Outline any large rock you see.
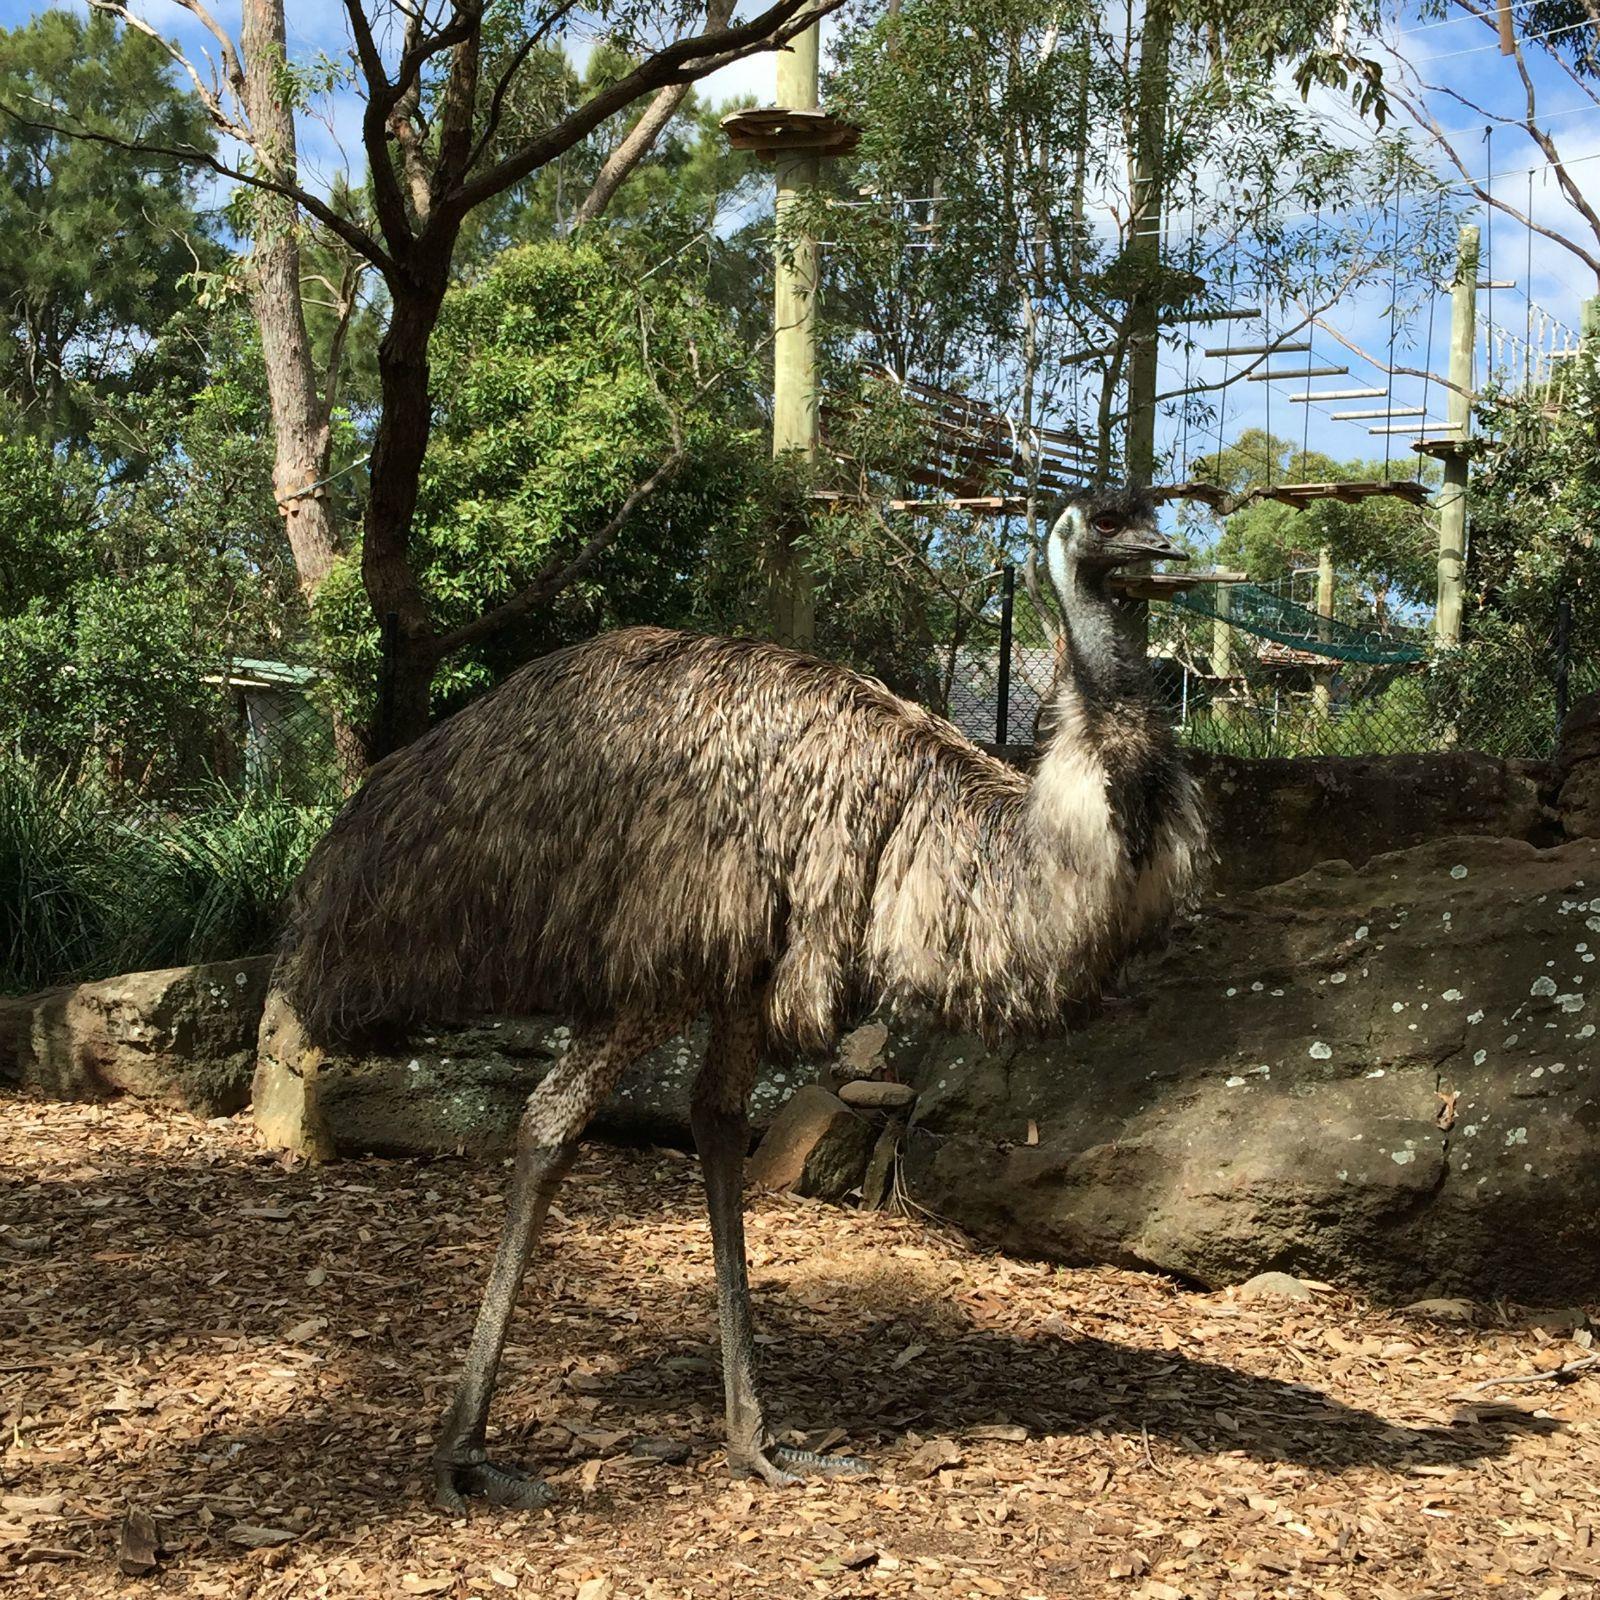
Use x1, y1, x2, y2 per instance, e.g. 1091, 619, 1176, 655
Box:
747, 1084, 877, 1201
900, 835, 1600, 1302
4, 957, 272, 1116
1557, 691, 1600, 839
1193, 750, 1556, 891
251, 1000, 826, 1160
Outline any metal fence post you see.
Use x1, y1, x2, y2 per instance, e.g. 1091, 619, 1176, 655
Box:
1555, 592, 1573, 739
995, 564, 1015, 747
376, 611, 399, 760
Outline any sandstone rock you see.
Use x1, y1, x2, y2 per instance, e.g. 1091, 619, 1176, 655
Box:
251, 1003, 826, 1160
1237, 1271, 1315, 1303
9, 957, 272, 1116
836, 1021, 890, 1078
1558, 760, 1600, 839
747, 1085, 876, 1202
900, 835, 1600, 1303
1557, 695, 1600, 840
837, 1079, 917, 1110
1193, 751, 1555, 891
1559, 691, 1600, 771
860, 1118, 905, 1211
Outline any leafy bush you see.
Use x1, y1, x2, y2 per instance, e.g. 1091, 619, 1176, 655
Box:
0, 756, 331, 992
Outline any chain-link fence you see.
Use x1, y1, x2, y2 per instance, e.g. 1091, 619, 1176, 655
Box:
937, 574, 1585, 763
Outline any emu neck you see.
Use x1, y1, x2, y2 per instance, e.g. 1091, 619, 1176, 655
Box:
1054, 560, 1145, 706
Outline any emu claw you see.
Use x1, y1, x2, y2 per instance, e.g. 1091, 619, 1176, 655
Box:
434, 1455, 555, 1516
732, 1443, 872, 1485
770, 1444, 872, 1478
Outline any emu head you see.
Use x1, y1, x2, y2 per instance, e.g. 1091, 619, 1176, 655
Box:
1026, 488, 1186, 639
1044, 488, 1185, 595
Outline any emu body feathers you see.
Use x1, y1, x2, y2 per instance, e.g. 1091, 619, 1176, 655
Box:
281, 626, 1204, 1052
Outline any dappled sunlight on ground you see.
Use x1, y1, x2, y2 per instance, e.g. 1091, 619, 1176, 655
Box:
2, 1093, 1597, 1598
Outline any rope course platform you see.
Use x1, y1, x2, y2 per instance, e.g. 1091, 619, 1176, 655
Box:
1108, 567, 1245, 602
819, 367, 1097, 512
720, 107, 861, 156
1152, 479, 1432, 515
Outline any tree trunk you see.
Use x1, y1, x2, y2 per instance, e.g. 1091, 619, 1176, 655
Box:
239, 0, 339, 598
236, 0, 373, 786
362, 274, 453, 755
574, 0, 736, 228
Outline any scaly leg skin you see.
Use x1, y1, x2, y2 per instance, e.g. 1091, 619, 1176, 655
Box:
433, 1011, 686, 1515
691, 1004, 871, 1487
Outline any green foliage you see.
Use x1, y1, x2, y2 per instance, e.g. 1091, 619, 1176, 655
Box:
0, 755, 331, 992
0, 317, 305, 787
1423, 366, 1600, 757
0, 10, 221, 448
1178, 671, 1437, 758
316, 239, 773, 719
1468, 372, 1600, 651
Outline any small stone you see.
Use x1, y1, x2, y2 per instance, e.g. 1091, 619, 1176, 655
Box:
1237, 1271, 1314, 1303
836, 1021, 890, 1076
1401, 1297, 1479, 1324
747, 1086, 875, 1203
837, 1079, 916, 1110
227, 1524, 300, 1549
118, 1508, 160, 1576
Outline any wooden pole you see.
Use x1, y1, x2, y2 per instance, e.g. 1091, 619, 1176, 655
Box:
770, 26, 821, 645
1434, 224, 1478, 650
1313, 546, 1335, 718
1210, 583, 1235, 726
1118, 0, 1173, 660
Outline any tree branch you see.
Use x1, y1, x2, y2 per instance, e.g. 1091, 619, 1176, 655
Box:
1389, 82, 1600, 278
448, 0, 842, 216
0, 105, 398, 278
574, 0, 738, 228
463, 1, 581, 175
342, 0, 418, 249
87, 0, 252, 147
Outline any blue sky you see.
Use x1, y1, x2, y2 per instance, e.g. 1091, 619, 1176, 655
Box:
4, 1, 1598, 479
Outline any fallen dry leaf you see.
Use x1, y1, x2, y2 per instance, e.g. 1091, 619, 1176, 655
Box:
1, 1093, 1593, 1600
116, 1508, 158, 1577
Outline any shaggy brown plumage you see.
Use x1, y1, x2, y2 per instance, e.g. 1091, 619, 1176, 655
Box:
282, 487, 1211, 1512
281, 624, 1204, 1055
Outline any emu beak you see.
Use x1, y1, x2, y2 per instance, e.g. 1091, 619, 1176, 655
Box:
1104, 525, 1188, 565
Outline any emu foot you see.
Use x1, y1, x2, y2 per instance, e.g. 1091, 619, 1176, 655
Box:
771, 1443, 872, 1478
433, 1450, 555, 1516
731, 1442, 872, 1486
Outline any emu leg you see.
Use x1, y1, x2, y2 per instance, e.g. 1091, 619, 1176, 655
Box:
433, 1011, 683, 1515
691, 1006, 870, 1486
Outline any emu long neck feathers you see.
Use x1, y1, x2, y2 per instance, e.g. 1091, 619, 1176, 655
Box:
1043, 506, 1143, 700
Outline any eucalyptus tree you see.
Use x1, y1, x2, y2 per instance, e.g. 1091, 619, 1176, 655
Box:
17, 0, 840, 755
0, 11, 221, 452
1380, 0, 1600, 288
819, 0, 1440, 534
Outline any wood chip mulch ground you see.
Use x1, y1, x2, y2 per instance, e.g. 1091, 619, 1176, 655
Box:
3, 1092, 1598, 1599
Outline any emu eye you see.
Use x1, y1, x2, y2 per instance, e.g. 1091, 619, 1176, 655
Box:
1093, 514, 1120, 535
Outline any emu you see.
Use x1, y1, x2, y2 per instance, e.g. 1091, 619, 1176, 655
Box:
279, 486, 1206, 1513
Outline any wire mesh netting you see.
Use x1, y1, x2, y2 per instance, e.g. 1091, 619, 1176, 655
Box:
935, 590, 1582, 762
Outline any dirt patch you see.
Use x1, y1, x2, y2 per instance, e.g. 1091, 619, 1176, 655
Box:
2, 1093, 1597, 1598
